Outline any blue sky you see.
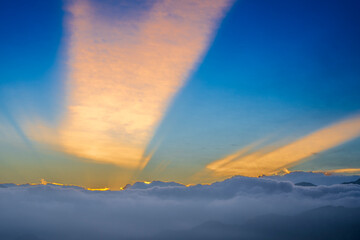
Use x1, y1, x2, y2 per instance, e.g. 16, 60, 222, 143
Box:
142, 0, 360, 181
1, 0, 360, 188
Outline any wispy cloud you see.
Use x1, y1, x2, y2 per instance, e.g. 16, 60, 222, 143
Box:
205, 114, 360, 178
40, 0, 233, 169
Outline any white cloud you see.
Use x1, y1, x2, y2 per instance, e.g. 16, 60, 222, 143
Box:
1, 173, 360, 239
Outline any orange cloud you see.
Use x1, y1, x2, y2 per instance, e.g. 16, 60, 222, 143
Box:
206, 114, 360, 178
317, 168, 360, 175
55, 0, 232, 168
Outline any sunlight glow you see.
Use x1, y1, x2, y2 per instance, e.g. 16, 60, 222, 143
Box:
317, 168, 360, 175
36, 179, 113, 191
206, 114, 360, 178
46, 0, 233, 169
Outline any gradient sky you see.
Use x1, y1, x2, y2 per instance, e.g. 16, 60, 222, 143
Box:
1, 0, 360, 189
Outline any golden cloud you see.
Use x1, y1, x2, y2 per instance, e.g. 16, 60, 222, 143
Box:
206, 114, 360, 177
56, 0, 232, 168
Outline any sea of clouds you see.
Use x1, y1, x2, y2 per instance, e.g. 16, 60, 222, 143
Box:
0, 172, 360, 240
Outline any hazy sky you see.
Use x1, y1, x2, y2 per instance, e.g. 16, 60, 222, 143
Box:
1, 0, 360, 189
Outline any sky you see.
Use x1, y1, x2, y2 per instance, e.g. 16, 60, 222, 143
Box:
1, 0, 360, 189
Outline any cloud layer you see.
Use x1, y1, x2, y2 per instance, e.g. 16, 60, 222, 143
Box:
1, 172, 360, 239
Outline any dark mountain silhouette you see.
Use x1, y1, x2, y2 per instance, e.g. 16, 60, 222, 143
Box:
342, 178, 360, 185
295, 182, 316, 186
0, 183, 17, 188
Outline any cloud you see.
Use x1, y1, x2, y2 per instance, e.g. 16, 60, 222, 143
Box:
1, 173, 360, 239
205, 114, 360, 178
26, 0, 233, 169
150, 206, 360, 240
